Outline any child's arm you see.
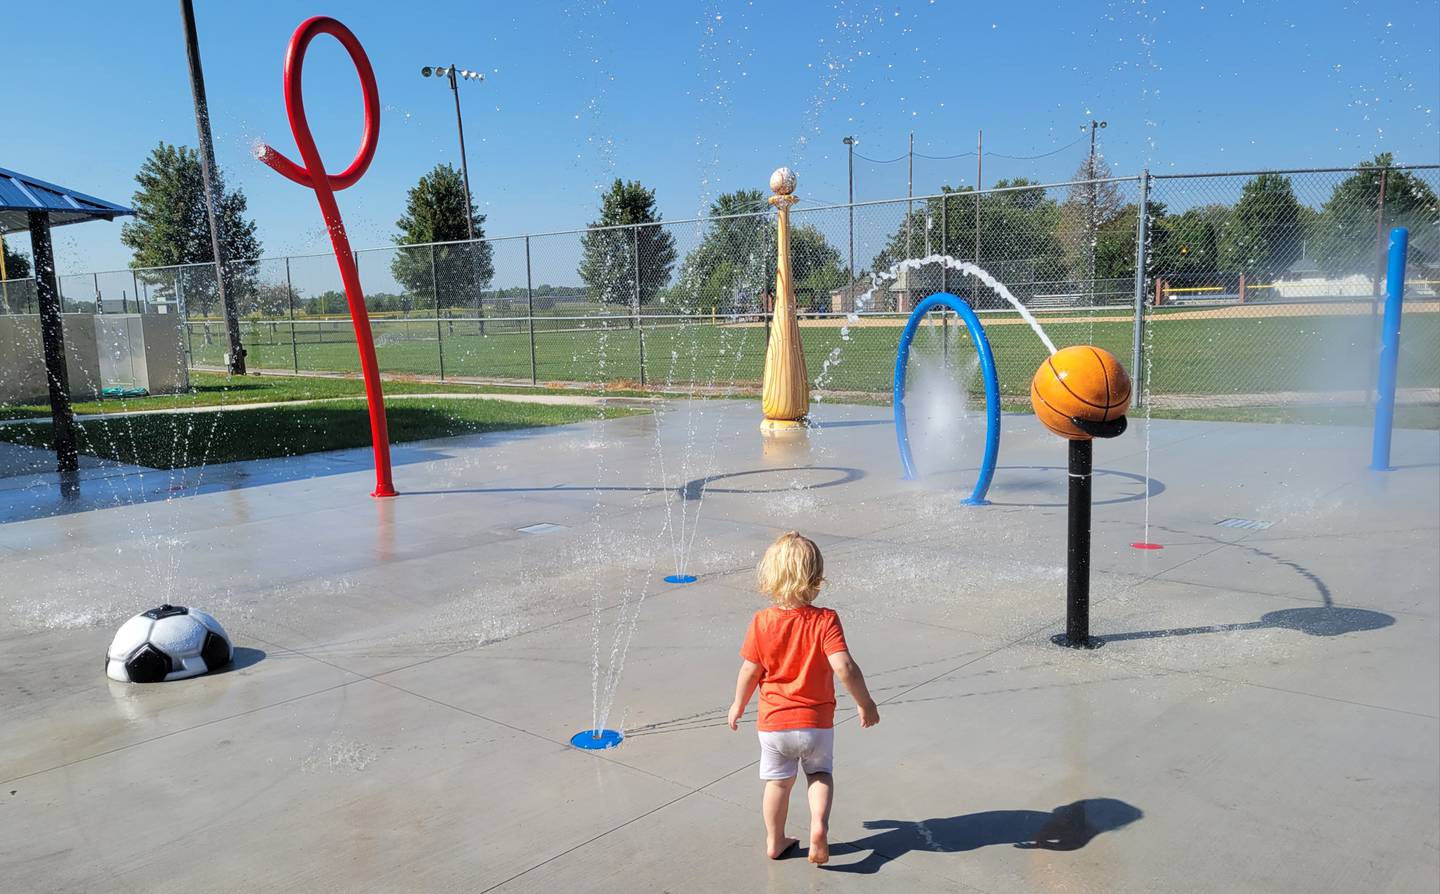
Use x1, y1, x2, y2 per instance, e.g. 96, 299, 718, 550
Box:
827, 651, 880, 728
727, 660, 763, 730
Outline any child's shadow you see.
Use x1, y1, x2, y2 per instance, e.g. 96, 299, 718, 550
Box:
825, 798, 1143, 875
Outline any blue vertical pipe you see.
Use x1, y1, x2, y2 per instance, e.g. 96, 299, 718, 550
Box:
1370, 227, 1408, 471
893, 293, 1001, 505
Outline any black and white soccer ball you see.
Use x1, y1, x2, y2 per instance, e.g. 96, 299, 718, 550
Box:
106, 604, 233, 683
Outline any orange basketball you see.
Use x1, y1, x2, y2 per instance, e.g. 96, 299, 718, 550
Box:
1030, 345, 1132, 440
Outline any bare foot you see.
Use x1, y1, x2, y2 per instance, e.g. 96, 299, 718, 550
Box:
767, 836, 799, 859
808, 828, 830, 865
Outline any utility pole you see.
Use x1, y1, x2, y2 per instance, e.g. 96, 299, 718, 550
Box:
842, 136, 857, 293
1086, 119, 1107, 305
907, 131, 914, 258
179, 0, 245, 374
974, 128, 983, 264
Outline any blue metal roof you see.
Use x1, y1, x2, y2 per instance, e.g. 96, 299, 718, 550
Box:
0, 165, 134, 233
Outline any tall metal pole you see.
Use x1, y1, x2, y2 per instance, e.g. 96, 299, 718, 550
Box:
445, 65, 485, 336
179, 0, 245, 375
447, 67, 477, 244
974, 128, 982, 263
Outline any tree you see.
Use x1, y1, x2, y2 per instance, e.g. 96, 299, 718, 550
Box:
872, 179, 1068, 290
1060, 155, 1128, 293
1216, 173, 1305, 281
675, 189, 843, 312
1149, 204, 1227, 280
120, 142, 261, 318
1311, 153, 1440, 278
2, 239, 30, 280
390, 164, 494, 310
865, 180, 1069, 309
579, 179, 677, 309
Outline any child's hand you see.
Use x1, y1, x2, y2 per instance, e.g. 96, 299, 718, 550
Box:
858, 701, 880, 728
727, 702, 744, 731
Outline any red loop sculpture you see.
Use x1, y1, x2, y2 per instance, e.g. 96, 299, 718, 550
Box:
257, 16, 395, 497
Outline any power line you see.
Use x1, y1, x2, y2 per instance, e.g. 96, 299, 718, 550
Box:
857, 135, 1088, 164
854, 151, 908, 164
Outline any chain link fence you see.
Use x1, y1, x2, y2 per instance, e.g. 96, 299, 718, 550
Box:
3, 164, 1436, 411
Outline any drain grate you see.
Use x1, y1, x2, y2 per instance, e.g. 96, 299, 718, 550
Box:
1215, 517, 1274, 530
517, 523, 566, 534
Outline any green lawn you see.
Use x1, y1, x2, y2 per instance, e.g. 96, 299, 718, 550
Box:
0, 371, 654, 421
1147, 404, 1440, 429
0, 398, 642, 468
191, 311, 1440, 398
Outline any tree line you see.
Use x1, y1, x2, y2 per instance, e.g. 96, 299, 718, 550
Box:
33, 143, 1435, 320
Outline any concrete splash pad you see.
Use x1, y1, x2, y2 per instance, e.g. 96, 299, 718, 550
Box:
0, 401, 1435, 892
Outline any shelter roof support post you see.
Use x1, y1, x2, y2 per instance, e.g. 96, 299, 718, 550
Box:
28, 210, 79, 485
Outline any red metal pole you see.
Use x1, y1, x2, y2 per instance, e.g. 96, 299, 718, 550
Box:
256, 16, 394, 497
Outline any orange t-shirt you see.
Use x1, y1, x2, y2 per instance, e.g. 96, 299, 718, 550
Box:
740, 605, 850, 731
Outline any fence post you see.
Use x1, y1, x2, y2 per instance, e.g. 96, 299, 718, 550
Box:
286, 256, 299, 374
631, 226, 640, 331
432, 245, 444, 381
638, 325, 647, 386
525, 235, 537, 385
940, 194, 948, 294
132, 270, 140, 313
1130, 170, 1150, 407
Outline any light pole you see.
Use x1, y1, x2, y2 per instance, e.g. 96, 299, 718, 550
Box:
842, 136, 856, 295
421, 65, 484, 240
421, 65, 484, 329
1085, 119, 1107, 305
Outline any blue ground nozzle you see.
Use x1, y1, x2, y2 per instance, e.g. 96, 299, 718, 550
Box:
570, 728, 624, 750
664, 574, 698, 584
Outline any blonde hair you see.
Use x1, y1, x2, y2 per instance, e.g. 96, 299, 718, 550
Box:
757, 531, 825, 609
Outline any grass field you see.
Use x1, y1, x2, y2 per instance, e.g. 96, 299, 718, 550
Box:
192, 310, 1440, 398
0, 372, 635, 422
0, 398, 641, 468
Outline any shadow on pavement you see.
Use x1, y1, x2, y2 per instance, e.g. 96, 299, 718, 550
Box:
825, 798, 1143, 874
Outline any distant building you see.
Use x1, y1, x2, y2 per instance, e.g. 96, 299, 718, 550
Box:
1268, 244, 1374, 300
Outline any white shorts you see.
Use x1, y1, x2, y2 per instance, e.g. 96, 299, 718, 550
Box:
757, 727, 835, 779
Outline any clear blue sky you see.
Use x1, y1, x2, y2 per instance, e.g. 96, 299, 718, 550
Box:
4, 0, 1437, 275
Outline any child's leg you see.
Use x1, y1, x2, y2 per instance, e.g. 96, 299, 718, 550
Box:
806, 771, 834, 864
762, 776, 799, 858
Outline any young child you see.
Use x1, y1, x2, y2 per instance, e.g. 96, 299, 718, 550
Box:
727, 531, 879, 865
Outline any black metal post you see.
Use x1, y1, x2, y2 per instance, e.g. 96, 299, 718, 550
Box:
179, 0, 245, 375
431, 245, 445, 381
28, 211, 79, 484
1053, 438, 1099, 649
525, 235, 537, 385
285, 256, 299, 374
